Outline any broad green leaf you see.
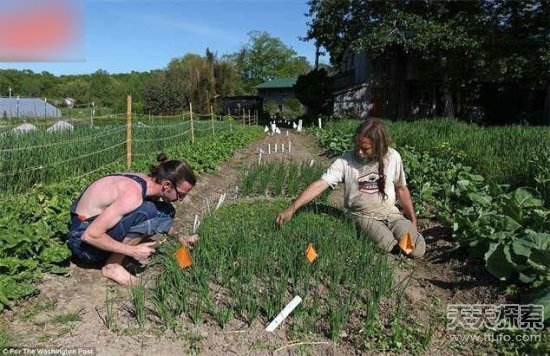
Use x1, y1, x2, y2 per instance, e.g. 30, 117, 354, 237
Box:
513, 187, 543, 208
467, 192, 492, 206
501, 216, 521, 232
512, 239, 532, 258
523, 286, 550, 322
485, 243, 514, 280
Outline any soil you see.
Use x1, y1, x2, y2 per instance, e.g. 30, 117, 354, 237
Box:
1, 130, 505, 355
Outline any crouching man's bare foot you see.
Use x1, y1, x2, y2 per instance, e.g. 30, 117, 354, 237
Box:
178, 234, 199, 246
102, 263, 138, 286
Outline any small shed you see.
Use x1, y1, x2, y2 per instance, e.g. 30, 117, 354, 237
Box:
223, 95, 263, 117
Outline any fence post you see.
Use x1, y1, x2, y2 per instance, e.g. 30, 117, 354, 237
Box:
126, 95, 132, 170
248, 109, 251, 126
210, 105, 215, 137
190, 102, 195, 144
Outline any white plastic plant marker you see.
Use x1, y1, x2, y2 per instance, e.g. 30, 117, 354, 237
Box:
204, 198, 211, 215
282, 143, 285, 152
289, 141, 292, 153
193, 214, 200, 233
215, 193, 226, 211
309, 159, 315, 167
268, 144, 271, 154
286, 130, 289, 136
258, 152, 262, 164
318, 118, 322, 129
275, 143, 278, 153
265, 295, 302, 332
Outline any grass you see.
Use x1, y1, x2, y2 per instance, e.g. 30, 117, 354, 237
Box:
142, 198, 399, 349
22, 298, 57, 321
0, 328, 17, 348
51, 309, 82, 324
239, 161, 330, 201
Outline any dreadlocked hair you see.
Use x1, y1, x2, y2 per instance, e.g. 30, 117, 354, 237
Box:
354, 119, 392, 200
149, 153, 197, 186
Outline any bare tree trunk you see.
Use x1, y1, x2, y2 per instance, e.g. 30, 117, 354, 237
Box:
440, 56, 455, 117
544, 80, 550, 125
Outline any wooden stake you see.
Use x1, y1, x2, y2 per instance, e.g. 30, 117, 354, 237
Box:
190, 102, 195, 144
126, 95, 132, 170
210, 105, 215, 136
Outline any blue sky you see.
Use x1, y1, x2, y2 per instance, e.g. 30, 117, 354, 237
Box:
0, 0, 325, 76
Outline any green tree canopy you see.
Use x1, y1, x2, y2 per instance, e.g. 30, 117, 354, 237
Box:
294, 68, 333, 117
227, 31, 311, 91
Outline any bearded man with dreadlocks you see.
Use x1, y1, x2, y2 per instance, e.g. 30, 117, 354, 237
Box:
276, 119, 425, 258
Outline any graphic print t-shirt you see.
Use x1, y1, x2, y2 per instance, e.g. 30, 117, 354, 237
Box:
321, 148, 407, 218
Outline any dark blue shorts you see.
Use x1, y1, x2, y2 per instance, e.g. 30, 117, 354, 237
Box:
67, 200, 175, 264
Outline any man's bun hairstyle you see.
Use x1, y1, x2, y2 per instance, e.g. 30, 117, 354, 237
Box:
150, 153, 196, 186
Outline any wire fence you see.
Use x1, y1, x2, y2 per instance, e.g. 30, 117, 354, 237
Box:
0, 97, 258, 197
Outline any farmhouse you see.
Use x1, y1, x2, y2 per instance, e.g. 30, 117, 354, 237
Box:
0, 97, 62, 119
255, 77, 304, 115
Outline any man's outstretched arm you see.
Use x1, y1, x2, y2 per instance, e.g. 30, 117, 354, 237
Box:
396, 184, 417, 229
276, 179, 329, 225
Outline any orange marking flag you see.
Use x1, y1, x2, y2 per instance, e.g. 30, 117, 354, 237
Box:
305, 243, 318, 263
174, 246, 193, 269
398, 233, 415, 255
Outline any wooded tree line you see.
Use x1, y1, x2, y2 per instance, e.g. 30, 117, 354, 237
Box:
0, 31, 311, 115
305, 0, 549, 123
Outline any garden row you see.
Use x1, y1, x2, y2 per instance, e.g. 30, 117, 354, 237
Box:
312, 119, 550, 320
0, 122, 262, 310
124, 161, 428, 353
0, 116, 240, 195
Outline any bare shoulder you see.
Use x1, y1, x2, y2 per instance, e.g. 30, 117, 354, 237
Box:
112, 177, 143, 209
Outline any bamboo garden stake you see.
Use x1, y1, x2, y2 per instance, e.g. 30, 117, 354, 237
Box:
126, 95, 132, 169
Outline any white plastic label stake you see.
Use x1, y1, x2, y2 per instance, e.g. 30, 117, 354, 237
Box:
282, 143, 285, 152
215, 193, 226, 211
265, 295, 302, 332
193, 214, 200, 233
258, 152, 262, 164
275, 143, 278, 153
268, 144, 271, 154
289, 141, 291, 153
318, 118, 322, 129
309, 159, 315, 167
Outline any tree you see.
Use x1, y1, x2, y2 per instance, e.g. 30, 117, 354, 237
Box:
305, 0, 550, 121
294, 68, 333, 117
227, 31, 311, 92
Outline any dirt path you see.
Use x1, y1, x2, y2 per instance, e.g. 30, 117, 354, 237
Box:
1, 130, 502, 355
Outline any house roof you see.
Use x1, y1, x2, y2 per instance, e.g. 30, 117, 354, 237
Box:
255, 78, 297, 89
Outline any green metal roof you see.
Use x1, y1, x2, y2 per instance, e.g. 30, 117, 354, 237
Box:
254, 77, 297, 89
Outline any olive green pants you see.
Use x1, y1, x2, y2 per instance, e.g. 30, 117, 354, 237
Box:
354, 215, 426, 258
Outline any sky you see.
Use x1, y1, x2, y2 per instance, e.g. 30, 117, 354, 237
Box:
0, 0, 325, 76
